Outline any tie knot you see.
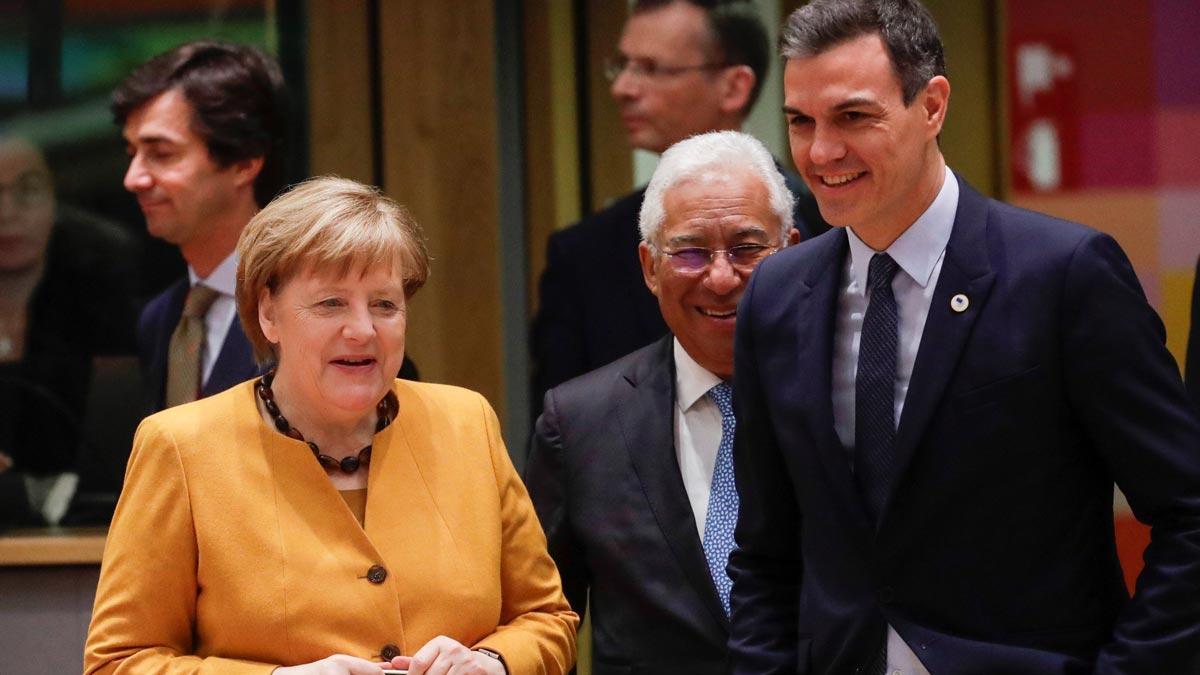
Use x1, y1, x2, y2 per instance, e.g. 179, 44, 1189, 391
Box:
867, 253, 899, 291
183, 284, 220, 318
708, 381, 734, 418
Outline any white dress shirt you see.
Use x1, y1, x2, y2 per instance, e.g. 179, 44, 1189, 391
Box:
187, 251, 239, 386
831, 166, 958, 675
672, 338, 725, 540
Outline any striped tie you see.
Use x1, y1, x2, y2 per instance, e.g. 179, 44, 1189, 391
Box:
165, 284, 219, 408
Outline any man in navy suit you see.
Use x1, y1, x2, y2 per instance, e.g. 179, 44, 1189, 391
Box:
113, 42, 287, 413
729, 1, 1200, 673
526, 131, 800, 674
530, 0, 827, 418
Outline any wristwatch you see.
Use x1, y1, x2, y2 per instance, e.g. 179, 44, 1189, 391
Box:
473, 647, 506, 672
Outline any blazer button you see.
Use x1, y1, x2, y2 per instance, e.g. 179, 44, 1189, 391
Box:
381, 643, 401, 660
367, 565, 388, 584
878, 586, 896, 604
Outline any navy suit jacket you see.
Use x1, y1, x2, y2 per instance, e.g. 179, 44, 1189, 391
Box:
729, 176, 1200, 674
530, 188, 663, 417
1186, 255, 1200, 411
530, 168, 828, 419
137, 278, 260, 415
526, 337, 731, 675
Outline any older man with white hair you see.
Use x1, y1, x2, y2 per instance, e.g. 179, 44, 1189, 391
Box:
529, 0, 828, 424
525, 130, 800, 675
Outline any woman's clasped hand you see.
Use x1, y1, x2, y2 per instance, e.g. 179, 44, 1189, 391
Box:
272, 654, 396, 675
271, 636, 505, 675
387, 636, 506, 675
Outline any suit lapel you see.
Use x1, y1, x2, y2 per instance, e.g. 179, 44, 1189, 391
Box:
796, 232, 875, 534
147, 280, 190, 410
617, 337, 729, 630
204, 316, 263, 396
148, 281, 262, 406
881, 179, 996, 521
365, 391, 433, 589
258, 390, 402, 646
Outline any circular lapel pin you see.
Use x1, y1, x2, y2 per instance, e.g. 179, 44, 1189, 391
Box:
950, 293, 969, 313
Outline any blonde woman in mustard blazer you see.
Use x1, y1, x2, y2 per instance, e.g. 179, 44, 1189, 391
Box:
85, 177, 578, 675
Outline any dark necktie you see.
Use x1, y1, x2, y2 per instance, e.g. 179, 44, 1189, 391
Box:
166, 284, 219, 408
856, 253, 900, 675
703, 380, 738, 615
855, 253, 900, 524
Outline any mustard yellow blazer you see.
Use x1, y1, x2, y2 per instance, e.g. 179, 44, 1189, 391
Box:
85, 379, 578, 674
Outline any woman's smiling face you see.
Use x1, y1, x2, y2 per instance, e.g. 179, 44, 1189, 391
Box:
258, 263, 407, 424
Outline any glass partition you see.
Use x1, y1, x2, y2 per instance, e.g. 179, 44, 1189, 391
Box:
0, 0, 278, 528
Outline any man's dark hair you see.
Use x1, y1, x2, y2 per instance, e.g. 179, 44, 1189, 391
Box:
112, 41, 288, 207
633, 0, 771, 116
780, 0, 945, 105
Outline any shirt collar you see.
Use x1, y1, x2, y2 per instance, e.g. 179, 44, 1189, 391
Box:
673, 337, 724, 412
188, 250, 239, 296
846, 166, 958, 290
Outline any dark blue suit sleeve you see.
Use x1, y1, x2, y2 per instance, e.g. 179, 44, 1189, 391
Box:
1063, 234, 1200, 673
525, 389, 590, 619
135, 296, 161, 375
728, 267, 805, 674
1186, 255, 1200, 412
136, 289, 175, 414
531, 233, 590, 420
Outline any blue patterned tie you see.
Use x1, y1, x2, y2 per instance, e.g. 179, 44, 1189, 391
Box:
855, 253, 900, 524
703, 380, 738, 616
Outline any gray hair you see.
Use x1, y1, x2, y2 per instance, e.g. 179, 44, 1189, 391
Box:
639, 130, 794, 245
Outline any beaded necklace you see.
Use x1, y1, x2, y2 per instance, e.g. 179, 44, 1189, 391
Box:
255, 370, 399, 474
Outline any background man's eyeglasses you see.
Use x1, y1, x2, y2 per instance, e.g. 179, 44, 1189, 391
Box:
604, 55, 729, 83
659, 243, 779, 273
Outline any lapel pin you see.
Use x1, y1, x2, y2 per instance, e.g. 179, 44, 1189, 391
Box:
950, 293, 969, 313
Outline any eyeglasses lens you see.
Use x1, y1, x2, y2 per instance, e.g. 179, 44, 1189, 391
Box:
666, 245, 773, 272
671, 248, 710, 271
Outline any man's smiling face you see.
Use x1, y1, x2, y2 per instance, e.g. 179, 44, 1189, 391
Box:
122, 88, 244, 249
783, 32, 947, 243
639, 167, 785, 379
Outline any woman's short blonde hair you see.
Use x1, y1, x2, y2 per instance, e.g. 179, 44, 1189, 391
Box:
235, 175, 430, 363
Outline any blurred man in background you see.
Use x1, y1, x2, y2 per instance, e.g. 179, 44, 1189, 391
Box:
113, 41, 287, 413
530, 0, 827, 416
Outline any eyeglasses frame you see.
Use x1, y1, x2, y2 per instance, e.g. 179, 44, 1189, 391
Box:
603, 54, 731, 83
655, 242, 782, 274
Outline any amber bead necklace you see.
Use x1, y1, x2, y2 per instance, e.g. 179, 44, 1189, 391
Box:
256, 370, 399, 474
